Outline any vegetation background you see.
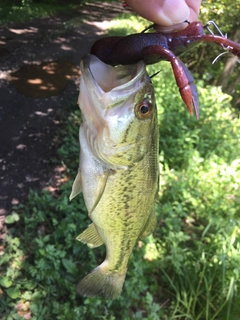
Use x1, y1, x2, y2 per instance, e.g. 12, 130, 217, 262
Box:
1, 0, 240, 319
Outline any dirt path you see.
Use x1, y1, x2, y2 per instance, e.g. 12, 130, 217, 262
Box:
0, 2, 126, 215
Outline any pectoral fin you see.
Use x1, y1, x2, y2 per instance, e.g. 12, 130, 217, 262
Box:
76, 223, 104, 248
70, 170, 82, 200
88, 169, 114, 215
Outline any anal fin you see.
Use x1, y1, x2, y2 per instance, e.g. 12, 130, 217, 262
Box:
76, 223, 104, 248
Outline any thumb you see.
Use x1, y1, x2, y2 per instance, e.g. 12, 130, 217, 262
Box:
125, 0, 200, 31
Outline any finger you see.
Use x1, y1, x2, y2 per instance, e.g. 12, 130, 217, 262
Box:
125, 0, 190, 25
186, 0, 201, 22
125, 0, 201, 32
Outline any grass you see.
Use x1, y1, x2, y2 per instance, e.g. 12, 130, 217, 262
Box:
0, 2, 79, 25
1, 11, 240, 320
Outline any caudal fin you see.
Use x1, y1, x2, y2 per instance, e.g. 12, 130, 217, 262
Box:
77, 265, 126, 299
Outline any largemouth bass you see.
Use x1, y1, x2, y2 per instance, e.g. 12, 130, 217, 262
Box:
70, 54, 159, 299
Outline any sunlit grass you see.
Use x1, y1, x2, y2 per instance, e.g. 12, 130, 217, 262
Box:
0, 3, 78, 25
105, 12, 148, 36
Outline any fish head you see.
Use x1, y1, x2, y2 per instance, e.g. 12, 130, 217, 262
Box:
79, 54, 158, 166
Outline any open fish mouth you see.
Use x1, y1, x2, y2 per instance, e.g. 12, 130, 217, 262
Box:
79, 54, 147, 121
81, 54, 146, 94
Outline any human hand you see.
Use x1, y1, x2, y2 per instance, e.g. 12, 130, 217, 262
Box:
125, 0, 202, 32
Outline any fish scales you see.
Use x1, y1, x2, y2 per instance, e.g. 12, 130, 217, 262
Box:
70, 54, 159, 299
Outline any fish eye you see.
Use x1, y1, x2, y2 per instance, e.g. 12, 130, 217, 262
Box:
140, 105, 149, 114
136, 99, 153, 119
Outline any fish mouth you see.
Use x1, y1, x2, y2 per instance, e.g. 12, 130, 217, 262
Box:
79, 54, 148, 140
81, 54, 146, 95
80, 54, 147, 118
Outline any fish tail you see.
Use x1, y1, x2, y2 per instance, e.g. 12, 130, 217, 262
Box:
77, 264, 126, 299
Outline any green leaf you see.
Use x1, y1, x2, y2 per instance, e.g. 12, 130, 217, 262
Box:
22, 290, 32, 300
5, 212, 20, 224
0, 277, 13, 288
62, 258, 76, 274
6, 287, 21, 299
25, 281, 36, 290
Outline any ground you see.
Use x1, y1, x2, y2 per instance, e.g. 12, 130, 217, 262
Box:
0, 2, 125, 217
